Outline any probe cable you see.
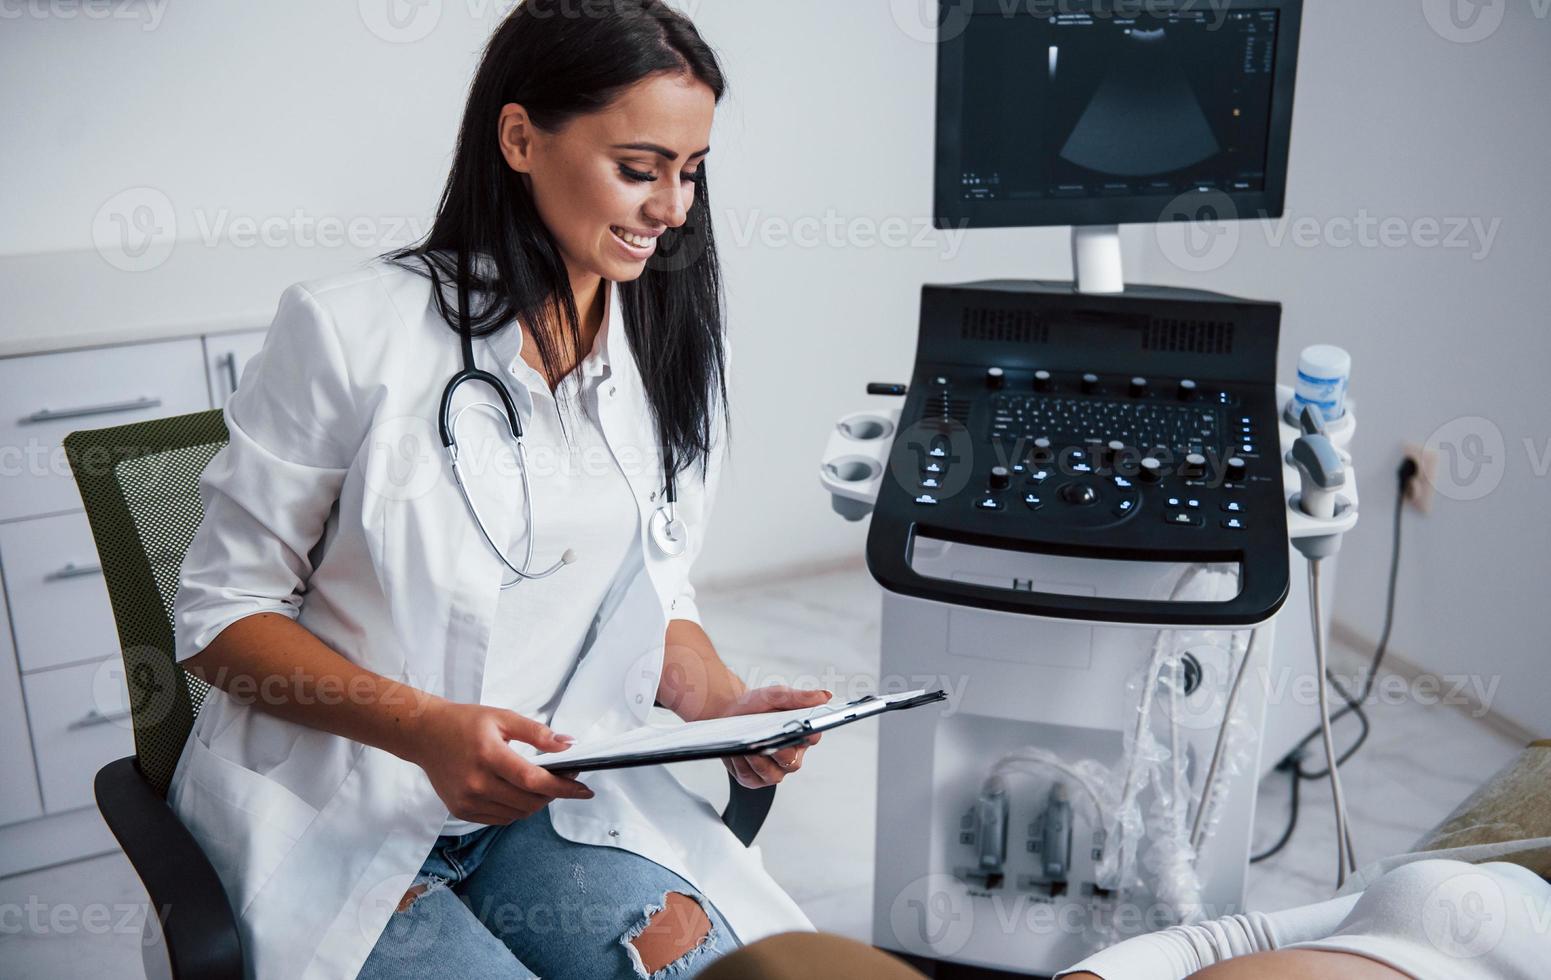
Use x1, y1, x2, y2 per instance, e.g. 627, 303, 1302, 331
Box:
1251, 458, 1416, 866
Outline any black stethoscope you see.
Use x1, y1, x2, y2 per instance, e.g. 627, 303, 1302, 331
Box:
435, 255, 687, 589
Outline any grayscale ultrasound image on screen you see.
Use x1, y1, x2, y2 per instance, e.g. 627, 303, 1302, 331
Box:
957, 10, 1280, 203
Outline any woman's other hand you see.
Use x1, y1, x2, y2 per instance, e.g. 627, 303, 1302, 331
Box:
714, 685, 830, 789
407, 700, 594, 824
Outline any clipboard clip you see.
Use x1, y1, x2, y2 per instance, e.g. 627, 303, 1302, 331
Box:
841, 691, 947, 710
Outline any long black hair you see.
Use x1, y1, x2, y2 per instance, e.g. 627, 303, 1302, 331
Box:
386, 0, 729, 482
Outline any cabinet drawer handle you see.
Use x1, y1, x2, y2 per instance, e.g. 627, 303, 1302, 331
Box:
219, 352, 240, 398
19, 396, 162, 425
68, 707, 132, 731
44, 561, 103, 583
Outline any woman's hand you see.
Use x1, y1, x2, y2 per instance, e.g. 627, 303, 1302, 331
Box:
407, 699, 594, 824
713, 686, 832, 789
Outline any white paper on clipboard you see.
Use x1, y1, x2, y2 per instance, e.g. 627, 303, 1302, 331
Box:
534, 689, 945, 772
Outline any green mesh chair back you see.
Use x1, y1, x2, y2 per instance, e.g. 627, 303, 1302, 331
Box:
64, 410, 230, 796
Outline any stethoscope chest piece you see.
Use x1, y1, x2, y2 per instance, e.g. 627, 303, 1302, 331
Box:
650, 507, 689, 558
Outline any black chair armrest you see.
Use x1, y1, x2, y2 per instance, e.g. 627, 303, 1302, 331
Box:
95, 756, 244, 980
720, 772, 777, 847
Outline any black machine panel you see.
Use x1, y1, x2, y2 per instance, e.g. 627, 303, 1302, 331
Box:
866, 281, 1289, 627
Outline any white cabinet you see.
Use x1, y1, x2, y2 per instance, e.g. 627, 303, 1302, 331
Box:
0, 326, 266, 872
204, 328, 269, 409
0, 512, 120, 673
0, 338, 211, 522
0, 575, 44, 825
23, 658, 135, 814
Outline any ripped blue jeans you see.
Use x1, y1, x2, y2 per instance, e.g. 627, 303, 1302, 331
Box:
356, 806, 739, 980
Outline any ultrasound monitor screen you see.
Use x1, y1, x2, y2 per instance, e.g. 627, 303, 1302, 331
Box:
936, 4, 1299, 228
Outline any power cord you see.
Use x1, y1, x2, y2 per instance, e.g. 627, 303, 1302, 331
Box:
1251, 456, 1419, 865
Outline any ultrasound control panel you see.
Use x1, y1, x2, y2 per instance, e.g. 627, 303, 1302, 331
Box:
866, 280, 1290, 627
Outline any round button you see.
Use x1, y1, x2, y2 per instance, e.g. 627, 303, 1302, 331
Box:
1139, 457, 1164, 483
1081, 373, 1100, 395
1177, 379, 1198, 402
1225, 457, 1248, 483
986, 367, 1006, 390
989, 466, 1011, 491
1033, 370, 1053, 392
1183, 452, 1208, 479
1130, 377, 1149, 398
1061, 482, 1099, 506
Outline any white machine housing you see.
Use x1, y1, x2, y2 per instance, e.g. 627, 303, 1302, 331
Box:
820, 386, 1358, 976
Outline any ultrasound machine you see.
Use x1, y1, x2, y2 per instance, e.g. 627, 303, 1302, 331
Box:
818, 2, 1366, 975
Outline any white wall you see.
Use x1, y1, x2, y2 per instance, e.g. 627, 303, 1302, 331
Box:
0, 0, 1083, 572
1133, 1, 1551, 735
3, 1, 1545, 732
0, 3, 490, 256
667, 0, 1088, 582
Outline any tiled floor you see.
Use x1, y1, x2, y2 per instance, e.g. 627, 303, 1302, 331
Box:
0, 564, 1525, 979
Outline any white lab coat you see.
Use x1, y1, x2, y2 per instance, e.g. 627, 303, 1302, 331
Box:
168, 259, 813, 980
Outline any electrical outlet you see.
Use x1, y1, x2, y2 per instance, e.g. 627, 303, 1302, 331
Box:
1402, 444, 1440, 512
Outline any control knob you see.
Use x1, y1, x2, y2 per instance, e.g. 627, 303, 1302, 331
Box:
1104, 440, 1127, 470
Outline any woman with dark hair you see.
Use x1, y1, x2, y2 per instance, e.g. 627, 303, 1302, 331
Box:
169, 3, 819, 977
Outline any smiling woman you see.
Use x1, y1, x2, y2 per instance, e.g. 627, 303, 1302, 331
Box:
165, 2, 824, 980
388, 0, 728, 484
498, 73, 714, 337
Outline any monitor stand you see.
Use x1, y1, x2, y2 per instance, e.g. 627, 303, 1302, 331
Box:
1071, 224, 1124, 295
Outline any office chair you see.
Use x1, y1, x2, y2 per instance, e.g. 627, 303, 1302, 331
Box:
65, 409, 776, 980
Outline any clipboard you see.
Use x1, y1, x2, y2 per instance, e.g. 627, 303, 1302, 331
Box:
535, 689, 947, 774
